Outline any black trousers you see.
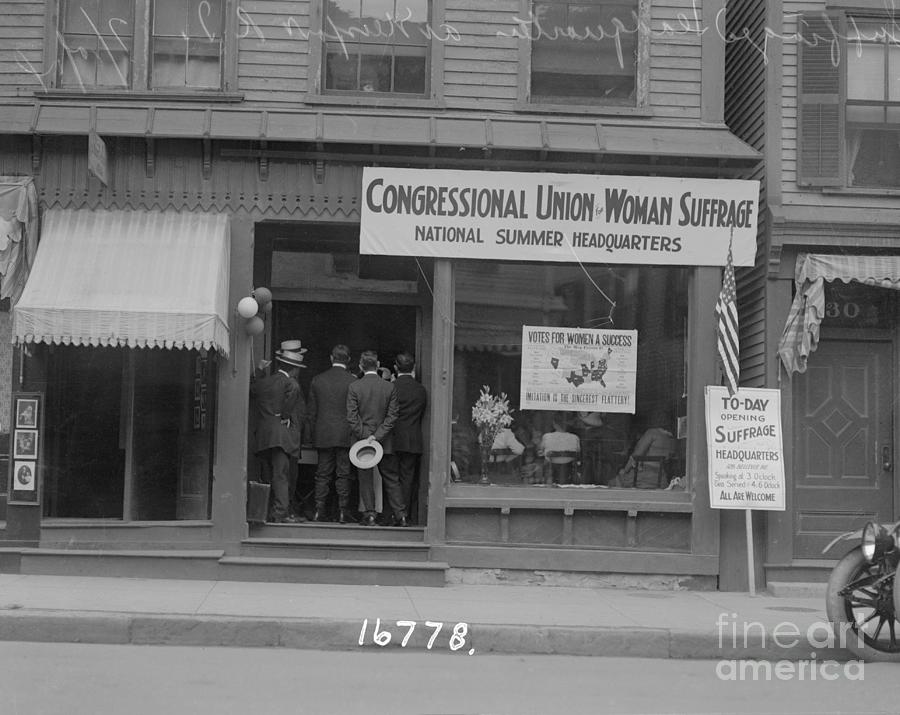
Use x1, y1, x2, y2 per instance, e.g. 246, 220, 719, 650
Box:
258, 447, 293, 521
314, 447, 352, 510
378, 452, 417, 520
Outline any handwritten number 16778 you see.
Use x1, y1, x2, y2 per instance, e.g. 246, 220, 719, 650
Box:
358, 618, 470, 652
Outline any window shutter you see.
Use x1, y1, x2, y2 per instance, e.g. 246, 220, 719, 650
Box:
797, 13, 842, 186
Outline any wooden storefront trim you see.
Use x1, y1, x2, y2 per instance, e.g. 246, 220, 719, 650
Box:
432, 544, 719, 575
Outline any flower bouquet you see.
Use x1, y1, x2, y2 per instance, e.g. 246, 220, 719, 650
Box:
471, 385, 513, 484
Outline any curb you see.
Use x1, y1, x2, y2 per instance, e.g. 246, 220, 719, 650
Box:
0, 610, 858, 661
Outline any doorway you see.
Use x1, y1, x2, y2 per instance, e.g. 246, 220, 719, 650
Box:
272, 300, 423, 522
792, 339, 894, 558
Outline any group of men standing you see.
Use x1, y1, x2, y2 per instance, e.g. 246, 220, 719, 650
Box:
250, 341, 427, 527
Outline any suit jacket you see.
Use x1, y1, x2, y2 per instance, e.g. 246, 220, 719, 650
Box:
309, 364, 357, 448
346, 373, 399, 454
250, 369, 304, 457
391, 374, 427, 454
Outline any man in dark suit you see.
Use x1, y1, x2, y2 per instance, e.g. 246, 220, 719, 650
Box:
378, 351, 427, 526
249, 340, 308, 523
346, 349, 399, 526
308, 344, 357, 523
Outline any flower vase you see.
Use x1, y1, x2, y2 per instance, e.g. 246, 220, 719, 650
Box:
478, 433, 492, 485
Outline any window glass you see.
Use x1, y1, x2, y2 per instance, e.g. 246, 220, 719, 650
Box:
151, 0, 223, 88
451, 262, 687, 491
60, 0, 134, 88
323, 0, 429, 95
847, 44, 884, 101
41, 346, 216, 520
531, 0, 637, 104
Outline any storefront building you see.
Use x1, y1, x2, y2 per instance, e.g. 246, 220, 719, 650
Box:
0, 0, 761, 586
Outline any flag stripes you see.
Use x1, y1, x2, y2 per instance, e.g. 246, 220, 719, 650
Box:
716, 236, 740, 396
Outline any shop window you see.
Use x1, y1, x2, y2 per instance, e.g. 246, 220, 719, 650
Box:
528, 0, 642, 107
798, 13, 900, 189
40, 345, 216, 520
451, 261, 687, 490
57, 0, 227, 91
322, 0, 430, 96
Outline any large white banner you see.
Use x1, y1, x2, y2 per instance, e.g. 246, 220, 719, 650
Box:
705, 386, 786, 511
360, 168, 759, 267
520, 326, 637, 413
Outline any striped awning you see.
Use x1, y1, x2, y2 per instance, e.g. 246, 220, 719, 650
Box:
13, 208, 231, 355
778, 254, 900, 374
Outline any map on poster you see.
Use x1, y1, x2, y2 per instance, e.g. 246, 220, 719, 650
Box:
705, 386, 785, 511
520, 326, 637, 413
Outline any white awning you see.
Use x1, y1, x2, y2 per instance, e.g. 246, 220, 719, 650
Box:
778, 253, 900, 374
13, 208, 231, 356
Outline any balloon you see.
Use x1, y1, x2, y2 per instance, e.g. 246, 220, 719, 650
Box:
253, 287, 272, 306
237, 296, 258, 319
261, 301, 273, 314
244, 316, 265, 335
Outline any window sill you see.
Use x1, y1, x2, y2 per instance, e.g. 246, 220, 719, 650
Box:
35, 89, 245, 103
304, 93, 445, 110
820, 186, 900, 197
516, 101, 652, 118
446, 483, 692, 511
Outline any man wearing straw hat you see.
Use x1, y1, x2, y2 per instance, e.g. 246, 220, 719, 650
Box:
250, 339, 308, 523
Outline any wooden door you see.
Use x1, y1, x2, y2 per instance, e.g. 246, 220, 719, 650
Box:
793, 339, 893, 558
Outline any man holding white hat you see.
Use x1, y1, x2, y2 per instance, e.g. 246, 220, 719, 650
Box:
346, 350, 400, 526
250, 339, 308, 523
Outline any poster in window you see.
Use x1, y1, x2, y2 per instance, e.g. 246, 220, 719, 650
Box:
15, 399, 37, 429
13, 429, 37, 459
520, 326, 637, 413
13, 461, 35, 491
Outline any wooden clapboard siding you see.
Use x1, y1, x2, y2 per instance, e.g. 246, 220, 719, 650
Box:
723, 0, 766, 387
236, 1, 311, 105
0, 1, 45, 97
443, 0, 520, 103
648, 0, 703, 118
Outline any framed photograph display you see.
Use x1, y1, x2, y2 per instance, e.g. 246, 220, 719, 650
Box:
13, 429, 37, 459
9, 392, 43, 505
15, 398, 37, 429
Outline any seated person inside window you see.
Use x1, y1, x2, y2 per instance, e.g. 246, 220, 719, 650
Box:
614, 423, 676, 489
519, 444, 543, 484
539, 412, 581, 484
491, 426, 525, 461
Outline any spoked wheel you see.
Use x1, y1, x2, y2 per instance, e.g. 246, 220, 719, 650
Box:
825, 547, 900, 662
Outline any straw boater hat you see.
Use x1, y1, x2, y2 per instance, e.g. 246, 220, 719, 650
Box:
275, 339, 307, 368
349, 439, 384, 469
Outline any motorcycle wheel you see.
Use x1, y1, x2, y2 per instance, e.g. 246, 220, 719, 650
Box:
825, 546, 900, 662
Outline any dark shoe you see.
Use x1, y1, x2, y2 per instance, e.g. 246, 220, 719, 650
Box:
282, 513, 306, 524
361, 512, 377, 526
393, 515, 409, 528
337, 509, 356, 524
313, 511, 329, 522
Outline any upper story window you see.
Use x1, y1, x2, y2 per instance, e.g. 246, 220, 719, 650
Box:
322, 0, 430, 96
529, 0, 639, 106
57, 0, 225, 91
798, 13, 900, 189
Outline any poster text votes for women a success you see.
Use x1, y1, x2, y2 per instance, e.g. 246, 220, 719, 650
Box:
520, 326, 637, 413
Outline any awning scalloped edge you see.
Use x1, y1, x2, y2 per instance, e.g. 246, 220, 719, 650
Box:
13, 334, 227, 354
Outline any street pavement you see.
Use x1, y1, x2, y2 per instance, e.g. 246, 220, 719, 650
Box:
0, 574, 849, 661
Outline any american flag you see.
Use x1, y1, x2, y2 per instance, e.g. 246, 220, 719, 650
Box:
715, 235, 739, 396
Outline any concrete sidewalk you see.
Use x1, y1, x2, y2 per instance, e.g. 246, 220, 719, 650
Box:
0, 574, 848, 660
